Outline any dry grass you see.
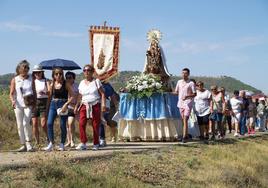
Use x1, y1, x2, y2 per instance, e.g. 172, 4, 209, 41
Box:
1, 92, 268, 187
0, 135, 268, 188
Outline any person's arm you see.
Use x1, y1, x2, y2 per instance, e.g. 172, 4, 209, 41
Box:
184, 82, 196, 100
61, 82, 74, 112
74, 93, 82, 114
184, 93, 197, 100
45, 82, 53, 116
221, 93, 226, 113
210, 97, 214, 113
9, 78, 16, 108
98, 87, 106, 112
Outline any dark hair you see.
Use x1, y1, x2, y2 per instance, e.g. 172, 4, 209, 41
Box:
65, 71, 76, 79
32, 71, 45, 79
52, 67, 64, 82
83, 64, 94, 72
196, 81, 204, 86
182, 68, 190, 74
234, 90, 239, 96
190, 79, 196, 84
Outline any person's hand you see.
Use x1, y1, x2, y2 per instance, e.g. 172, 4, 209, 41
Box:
11, 100, 16, 108
61, 105, 68, 113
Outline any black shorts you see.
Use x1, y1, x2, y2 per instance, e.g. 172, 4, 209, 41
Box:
197, 114, 210, 125
68, 109, 75, 117
32, 98, 48, 118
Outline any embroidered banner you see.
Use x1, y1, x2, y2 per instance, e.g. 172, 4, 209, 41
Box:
89, 25, 120, 81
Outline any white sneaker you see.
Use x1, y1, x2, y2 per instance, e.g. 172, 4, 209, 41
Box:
75, 143, 87, 150
70, 141, 75, 148
26, 142, 34, 152
234, 133, 239, 137
92, 144, 99, 151
16, 145, 27, 152
43, 142, 53, 152
99, 139, 106, 147
57, 143, 65, 151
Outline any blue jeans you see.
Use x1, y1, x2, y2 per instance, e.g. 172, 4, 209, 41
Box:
47, 99, 68, 144
240, 113, 247, 135
99, 112, 109, 140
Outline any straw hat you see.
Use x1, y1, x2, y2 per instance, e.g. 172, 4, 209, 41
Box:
32, 64, 44, 72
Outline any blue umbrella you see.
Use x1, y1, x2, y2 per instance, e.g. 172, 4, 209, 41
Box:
40, 58, 81, 70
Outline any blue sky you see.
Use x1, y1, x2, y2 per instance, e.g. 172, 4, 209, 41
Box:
0, 0, 268, 92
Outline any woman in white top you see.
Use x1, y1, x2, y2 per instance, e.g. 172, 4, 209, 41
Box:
74, 64, 106, 151
9, 60, 34, 152
194, 81, 211, 140
31, 65, 49, 147
230, 90, 243, 137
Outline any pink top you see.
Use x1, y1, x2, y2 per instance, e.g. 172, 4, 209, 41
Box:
175, 79, 196, 109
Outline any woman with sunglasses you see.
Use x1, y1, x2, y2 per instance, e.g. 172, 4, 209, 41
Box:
9, 60, 34, 152
74, 64, 106, 151
194, 81, 211, 140
43, 67, 74, 151
31, 65, 49, 148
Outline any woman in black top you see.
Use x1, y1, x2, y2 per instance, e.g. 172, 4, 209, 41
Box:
43, 67, 74, 151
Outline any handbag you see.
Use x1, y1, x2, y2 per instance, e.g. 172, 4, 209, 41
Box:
23, 94, 35, 107
209, 112, 217, 121
57, 107, 68, 116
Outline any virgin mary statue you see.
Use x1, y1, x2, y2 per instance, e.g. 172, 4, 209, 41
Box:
143, 30, 171, 91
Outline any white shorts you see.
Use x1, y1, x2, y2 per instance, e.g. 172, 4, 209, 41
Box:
232, 113, 241, 124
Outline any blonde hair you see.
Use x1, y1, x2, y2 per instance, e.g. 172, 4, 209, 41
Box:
15, 60, 30, 76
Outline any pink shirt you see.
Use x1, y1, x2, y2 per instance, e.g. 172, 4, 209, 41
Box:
175, 79, 196, 109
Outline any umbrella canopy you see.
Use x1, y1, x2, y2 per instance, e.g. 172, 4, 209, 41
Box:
40, 58, 81, 70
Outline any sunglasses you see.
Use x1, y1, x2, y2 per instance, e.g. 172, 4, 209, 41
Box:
83, 69, 93, 72
66, 76, 73, 79
55, 72, 63, 76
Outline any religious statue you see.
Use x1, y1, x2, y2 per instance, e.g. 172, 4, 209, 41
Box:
97, 48, 106, 70
143, 30, 171, 91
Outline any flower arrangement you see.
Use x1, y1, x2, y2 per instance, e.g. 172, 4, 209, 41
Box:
126, 73, 164, 98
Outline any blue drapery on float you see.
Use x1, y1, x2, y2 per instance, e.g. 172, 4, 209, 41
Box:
119, 93, 180, 120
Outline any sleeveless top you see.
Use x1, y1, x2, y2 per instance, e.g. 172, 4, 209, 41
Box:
35, 79, 48, 99
14, 75, 33, 108
212, 93, 223, 113
53, 80, 68, 99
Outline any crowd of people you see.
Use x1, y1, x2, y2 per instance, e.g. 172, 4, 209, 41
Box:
174, 68, 268, 143
9, 60, 268, 151
9, 60, 118, 152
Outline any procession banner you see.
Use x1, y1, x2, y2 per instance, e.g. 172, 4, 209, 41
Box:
89, 24, 120, 81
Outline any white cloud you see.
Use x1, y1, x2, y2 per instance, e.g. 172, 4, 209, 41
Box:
0, 21, 83, 38
166, 36, 266, 54
0, 21, 42, 32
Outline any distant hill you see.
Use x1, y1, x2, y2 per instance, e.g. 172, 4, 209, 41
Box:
0, 71, 262, 94
109, 71, 262, 93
